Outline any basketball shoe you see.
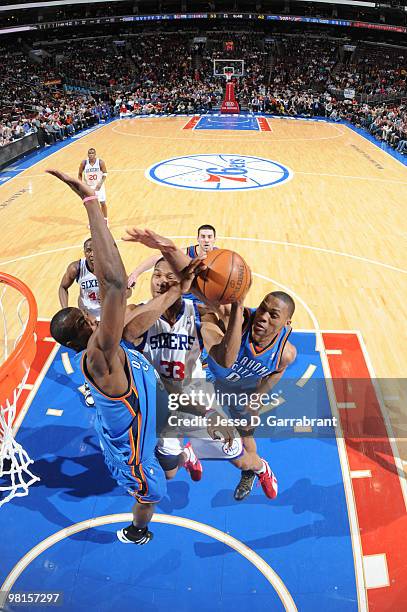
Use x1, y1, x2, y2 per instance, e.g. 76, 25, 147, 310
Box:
183, 442, 203, 481
256, 459, 278, 499
234, 470, 256, 501
83, 382, 95, 407
117, 524, 153, 545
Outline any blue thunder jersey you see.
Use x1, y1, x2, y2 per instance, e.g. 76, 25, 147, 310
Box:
207, 308, 292, 385
81, 342, 163, 467
184, 245, 218, 303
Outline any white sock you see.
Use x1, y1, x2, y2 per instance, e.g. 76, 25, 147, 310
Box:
184, 445, 197, 463
254, 460, 267, 475
183, 446, 191, 462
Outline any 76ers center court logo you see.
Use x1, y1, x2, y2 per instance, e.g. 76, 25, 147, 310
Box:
146, 154, 292, 191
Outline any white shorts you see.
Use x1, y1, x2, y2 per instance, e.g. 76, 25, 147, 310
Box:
157, 426, 243, 461
94, 185, 106, 203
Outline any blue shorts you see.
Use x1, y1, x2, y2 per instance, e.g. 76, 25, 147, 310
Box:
103, 452, 167, 504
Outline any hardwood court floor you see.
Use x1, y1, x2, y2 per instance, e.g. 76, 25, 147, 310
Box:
1, 116, 406, 443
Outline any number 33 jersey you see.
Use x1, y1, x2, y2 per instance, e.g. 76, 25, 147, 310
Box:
137, 298, 205, 383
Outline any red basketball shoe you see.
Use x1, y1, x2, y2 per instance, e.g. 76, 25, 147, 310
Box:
257, 459, 278, 499
183, 442, 203, 482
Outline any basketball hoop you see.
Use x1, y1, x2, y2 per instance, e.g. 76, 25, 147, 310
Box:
0, 272, 39, 508
213, 59, 244, 80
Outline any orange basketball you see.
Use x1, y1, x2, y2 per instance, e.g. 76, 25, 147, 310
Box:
195, 249, 251, 305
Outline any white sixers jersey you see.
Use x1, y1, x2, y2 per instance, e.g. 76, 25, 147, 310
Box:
76, 258, 101, 319
139, 299, 205, 382
83, 158, 102, 187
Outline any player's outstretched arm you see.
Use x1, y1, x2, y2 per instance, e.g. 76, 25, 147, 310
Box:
124, 258, 206, 341
47, 170, 127, 384
200, 301, 244, 369
123, 228, 220, 308
58, 261, 79, 308
127, 253, 162, 288
123, 228, 191, 272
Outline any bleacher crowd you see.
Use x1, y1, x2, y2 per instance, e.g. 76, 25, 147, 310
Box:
1, 34, 406, 154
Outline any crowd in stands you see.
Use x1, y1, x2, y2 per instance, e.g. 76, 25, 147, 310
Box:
1, 34, 406, 155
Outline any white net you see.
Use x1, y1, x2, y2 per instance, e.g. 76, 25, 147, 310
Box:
0, 277, 39, 508
213, 59, 244, 78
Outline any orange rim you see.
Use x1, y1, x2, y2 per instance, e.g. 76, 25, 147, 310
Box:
0, 273, 38, 406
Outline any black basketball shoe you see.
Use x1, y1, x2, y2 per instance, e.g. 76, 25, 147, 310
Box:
117, 524, 154, 545
234, 470, 256, 501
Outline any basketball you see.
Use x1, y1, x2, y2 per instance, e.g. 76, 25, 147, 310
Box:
195, 249, 251, 304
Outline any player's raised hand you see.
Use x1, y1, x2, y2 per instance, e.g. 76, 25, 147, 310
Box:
122, 228, 177, 252
127, 272, 137, 289
179, 257, 207, 294
206, 411, 235, 449
46, 169, 96, 199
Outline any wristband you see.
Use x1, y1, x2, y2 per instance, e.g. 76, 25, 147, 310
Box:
83, 196, 99, 203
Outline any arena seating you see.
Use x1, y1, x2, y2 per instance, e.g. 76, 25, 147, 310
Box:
1, 34, 406, 153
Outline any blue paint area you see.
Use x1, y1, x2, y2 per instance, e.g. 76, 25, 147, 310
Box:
0, 333, 358, 611
195, 115, 260, 131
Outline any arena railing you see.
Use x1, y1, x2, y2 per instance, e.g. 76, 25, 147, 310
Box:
0, 132, 39, 170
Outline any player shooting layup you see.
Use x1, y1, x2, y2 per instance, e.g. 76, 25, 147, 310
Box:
78, 148, 108, 224
122, 231, 283, 500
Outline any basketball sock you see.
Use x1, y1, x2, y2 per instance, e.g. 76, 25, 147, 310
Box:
117, 523, 153, 545
183, 445, 192, 462
254, 460, 267, 475
129, 524, 148, 536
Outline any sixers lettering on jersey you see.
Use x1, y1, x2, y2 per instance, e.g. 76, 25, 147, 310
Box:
135, 298, 206, 381
80, 278, 98, 290
149, 333, 194, 351
76, 258, 101, 319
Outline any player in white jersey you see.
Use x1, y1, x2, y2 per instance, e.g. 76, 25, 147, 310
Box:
123, 258, 268, 486
78, 148, 108, 224
59, 238, 100, 406
122, 229, 289, 500
59, 237, 101, 319
137, 295, 205, 382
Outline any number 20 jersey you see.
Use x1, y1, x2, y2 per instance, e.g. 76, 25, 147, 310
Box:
137, 298, 205, 381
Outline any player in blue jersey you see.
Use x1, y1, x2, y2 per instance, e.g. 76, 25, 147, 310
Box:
122, 228, 290, 501
204, 292, 297, 499
127, 224, 217, 291
47, 170, 185, 546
